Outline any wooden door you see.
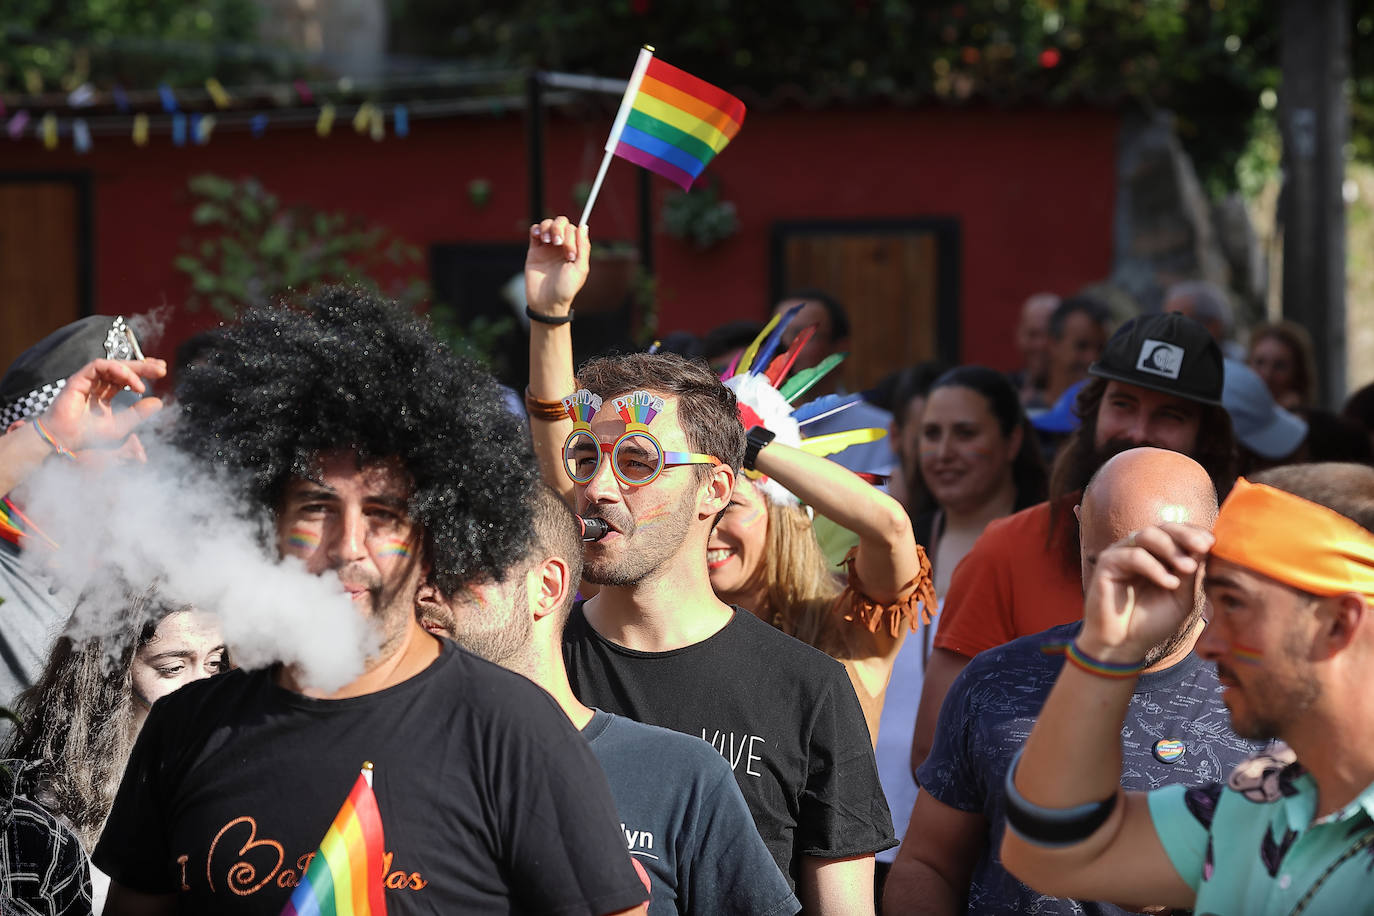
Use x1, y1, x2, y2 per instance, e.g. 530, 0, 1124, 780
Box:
0, 179, 85, 371
772, 220, 960, 393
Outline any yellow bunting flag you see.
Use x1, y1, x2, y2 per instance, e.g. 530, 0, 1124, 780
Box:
132, 113, 149, 146
316, 103, 335, 137
369, 105, 385, 141
40, 113, 57, 150
205, 78, 231, 109
352, 102, 371, 133
195, 114, 216, 144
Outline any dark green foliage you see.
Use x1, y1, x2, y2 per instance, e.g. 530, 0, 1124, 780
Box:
390, 0, 1282, 192
175, 173, 427, 319
1, 0, 269, 94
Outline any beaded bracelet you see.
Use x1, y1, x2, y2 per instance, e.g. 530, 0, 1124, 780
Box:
31, 418, 77, 461
524, 387, 571, 422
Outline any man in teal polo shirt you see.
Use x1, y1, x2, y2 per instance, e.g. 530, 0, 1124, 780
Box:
998, 462, 1374, 914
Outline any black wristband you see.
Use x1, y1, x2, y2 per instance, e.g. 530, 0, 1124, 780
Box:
743, 426, 776, 472
1003, 747, 1118, 847
526, 306, 574, 326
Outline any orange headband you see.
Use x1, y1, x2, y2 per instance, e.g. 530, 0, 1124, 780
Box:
1211, 477, 1374, 597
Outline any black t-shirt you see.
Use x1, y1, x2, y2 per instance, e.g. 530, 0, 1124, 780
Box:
563, 605, 895, 889
93, 640, 648, 915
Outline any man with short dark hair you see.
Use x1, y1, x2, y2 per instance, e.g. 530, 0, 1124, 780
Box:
1039, 296, 1111, 408
1008, 292, 1060, 407
912, 312, 1237, 771
525, 216, 895, 915
1002, 462, 1374, 913
425, 483, 800, 916
882, 448, 1257, 915
769, 291, 896, 481
95, 287, 649, 915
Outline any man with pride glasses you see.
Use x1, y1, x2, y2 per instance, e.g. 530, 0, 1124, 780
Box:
526, 215, 894, 916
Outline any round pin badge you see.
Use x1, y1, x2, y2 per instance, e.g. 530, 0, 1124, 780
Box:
1153, 738, 1186, 764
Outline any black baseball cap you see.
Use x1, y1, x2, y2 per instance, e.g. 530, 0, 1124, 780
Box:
1088, 312, 1224, 406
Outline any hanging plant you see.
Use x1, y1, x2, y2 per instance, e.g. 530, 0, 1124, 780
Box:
662, 183, 738, 250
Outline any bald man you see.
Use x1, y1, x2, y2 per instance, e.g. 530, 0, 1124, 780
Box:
881, 448, 1259, 915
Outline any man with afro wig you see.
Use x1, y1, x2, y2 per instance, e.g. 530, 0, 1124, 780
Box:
94, 286, 649, 915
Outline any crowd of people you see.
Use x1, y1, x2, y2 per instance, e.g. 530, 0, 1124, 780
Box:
0, 216, 1372, 916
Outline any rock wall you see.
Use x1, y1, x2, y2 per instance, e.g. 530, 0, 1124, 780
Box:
1110, 109, 1265, 325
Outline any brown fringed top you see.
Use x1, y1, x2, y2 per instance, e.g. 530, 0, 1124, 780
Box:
829, 543, 939, 745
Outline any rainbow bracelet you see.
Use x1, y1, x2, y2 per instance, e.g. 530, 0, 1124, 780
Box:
31, 418, 76, 461
1063, 640, 1145, 679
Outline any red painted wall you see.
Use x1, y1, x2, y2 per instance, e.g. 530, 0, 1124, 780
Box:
0, 103, 1117, 370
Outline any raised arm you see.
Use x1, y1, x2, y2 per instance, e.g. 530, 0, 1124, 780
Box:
0, 356, 166, 497
999, 523, 1212, 907
752, 440, 923, 607
525, 216, 589, 505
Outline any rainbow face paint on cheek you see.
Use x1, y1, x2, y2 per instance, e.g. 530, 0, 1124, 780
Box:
376, 538, 413, 558
1232, 644, 1265, 665
736, 507, 765, 529
286, 528, 320, 551
631, 504, 672, 533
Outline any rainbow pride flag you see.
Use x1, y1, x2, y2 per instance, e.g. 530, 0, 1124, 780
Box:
610, 51, 745, 190
281, 762, 387, 916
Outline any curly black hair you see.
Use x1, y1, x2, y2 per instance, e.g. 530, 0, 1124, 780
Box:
171, 285, 535, 592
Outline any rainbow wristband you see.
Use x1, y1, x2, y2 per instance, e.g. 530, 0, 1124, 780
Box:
1063, 640, 1145, 680
31, 418, 76, 461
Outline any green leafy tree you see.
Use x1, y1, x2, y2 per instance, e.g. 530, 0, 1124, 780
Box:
173, 174, 511, 371
1, 0, 268, 95
390, 0, 1280, 192
175, 173, 427, 316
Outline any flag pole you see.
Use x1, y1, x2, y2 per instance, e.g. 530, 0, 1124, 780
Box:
579, 45, 656, 227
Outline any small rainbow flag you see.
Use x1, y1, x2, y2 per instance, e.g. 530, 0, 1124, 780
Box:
580, 46, 746, 224
281, 762, 387, 916
612, 50, 745, 191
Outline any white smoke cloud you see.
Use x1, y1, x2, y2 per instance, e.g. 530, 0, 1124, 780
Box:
18, 417, 376, 692
126, 305, 174, 353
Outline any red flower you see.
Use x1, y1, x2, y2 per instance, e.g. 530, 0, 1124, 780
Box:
1039, 48, 1061, 68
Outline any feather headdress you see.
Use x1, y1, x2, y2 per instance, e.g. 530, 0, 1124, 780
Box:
721, 303, 887, 505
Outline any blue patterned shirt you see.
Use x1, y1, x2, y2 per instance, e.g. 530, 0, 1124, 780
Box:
917, 621, 1260, 915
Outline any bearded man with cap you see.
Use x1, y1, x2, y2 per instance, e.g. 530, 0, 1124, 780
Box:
0, 316, 166, 708
1002, 462, 1374, 914
912, 313, 1236, 771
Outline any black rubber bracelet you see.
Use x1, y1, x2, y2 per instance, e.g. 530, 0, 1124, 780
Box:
1003, 747, 1118, 847
526, 306, 574, 326
743, 425, 776, 472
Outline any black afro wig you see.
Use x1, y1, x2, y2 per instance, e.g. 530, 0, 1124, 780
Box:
171, 284, 535, 593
